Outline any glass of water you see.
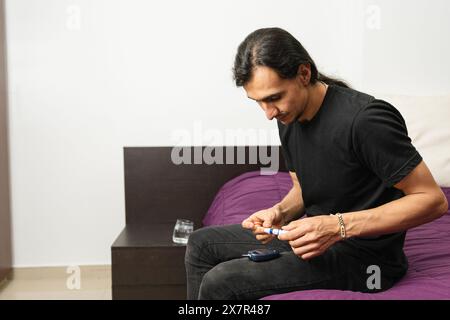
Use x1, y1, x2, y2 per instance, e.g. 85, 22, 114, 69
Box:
172, 219, 194, 245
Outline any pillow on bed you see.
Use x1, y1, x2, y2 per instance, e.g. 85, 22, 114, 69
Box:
202, 171, 293, 226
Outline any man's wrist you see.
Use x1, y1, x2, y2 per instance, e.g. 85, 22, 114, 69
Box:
273, 203, 284, 212
274, 202, 304, 225
330, 213, 347, 240
273, 203, 289, 225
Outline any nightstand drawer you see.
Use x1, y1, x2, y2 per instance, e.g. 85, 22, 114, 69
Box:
112, 247, 186, 286
112, 284, 186, 300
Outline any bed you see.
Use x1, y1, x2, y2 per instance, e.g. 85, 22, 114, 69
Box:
202, 169, 450, 300
112, 145, 450, 300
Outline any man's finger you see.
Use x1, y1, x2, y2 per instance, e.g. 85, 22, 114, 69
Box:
262, 220, 272, 228
278, 227, 307, 241
260, 237, 274, 244
281, 223, 296, 231
289, 234, 314, 248
292, 242, 319, 257
241, 220, 254, 229
256, 234, 271, 241
301, 251, 322, 260
253, 225, 266, 234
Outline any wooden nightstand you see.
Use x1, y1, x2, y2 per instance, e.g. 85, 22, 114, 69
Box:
111, 223, 187, 299
111, 146, 287, 300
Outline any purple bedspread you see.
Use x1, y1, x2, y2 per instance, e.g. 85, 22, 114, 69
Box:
203, 171, 450, 300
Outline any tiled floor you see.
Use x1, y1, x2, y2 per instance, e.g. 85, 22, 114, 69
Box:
0, 265, 111, 300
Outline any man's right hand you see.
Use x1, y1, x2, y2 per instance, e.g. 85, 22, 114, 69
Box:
241, 205, 285, 244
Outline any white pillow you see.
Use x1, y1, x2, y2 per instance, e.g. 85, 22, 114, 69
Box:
375, 94, 450, 187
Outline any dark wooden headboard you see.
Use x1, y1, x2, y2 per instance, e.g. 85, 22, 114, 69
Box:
123, 146, 287, 228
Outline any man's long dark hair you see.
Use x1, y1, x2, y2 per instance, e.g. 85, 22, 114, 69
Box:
232, 27, 350, 88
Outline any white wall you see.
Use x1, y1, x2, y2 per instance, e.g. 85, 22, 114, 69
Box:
4, 0, 450, 267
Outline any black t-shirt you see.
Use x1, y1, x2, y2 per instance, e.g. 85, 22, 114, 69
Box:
278, 84, 423, 278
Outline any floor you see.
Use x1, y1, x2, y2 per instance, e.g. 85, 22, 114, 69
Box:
0, 265, 111, 300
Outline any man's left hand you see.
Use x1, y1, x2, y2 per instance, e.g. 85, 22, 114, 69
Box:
277, 215, 341, 260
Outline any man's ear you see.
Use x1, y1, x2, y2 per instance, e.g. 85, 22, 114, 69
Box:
296, 63, 311, 86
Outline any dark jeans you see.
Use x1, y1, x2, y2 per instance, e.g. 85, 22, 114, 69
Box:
184, 224, 398, 300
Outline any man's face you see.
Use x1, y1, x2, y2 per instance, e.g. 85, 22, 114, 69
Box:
244, 65, 309, 125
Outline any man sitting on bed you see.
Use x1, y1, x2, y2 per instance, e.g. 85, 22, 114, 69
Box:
184, 27, 448, 300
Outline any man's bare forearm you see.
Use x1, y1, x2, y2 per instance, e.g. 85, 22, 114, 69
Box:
274, 186, 306, 224
342, 191, 448, 238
